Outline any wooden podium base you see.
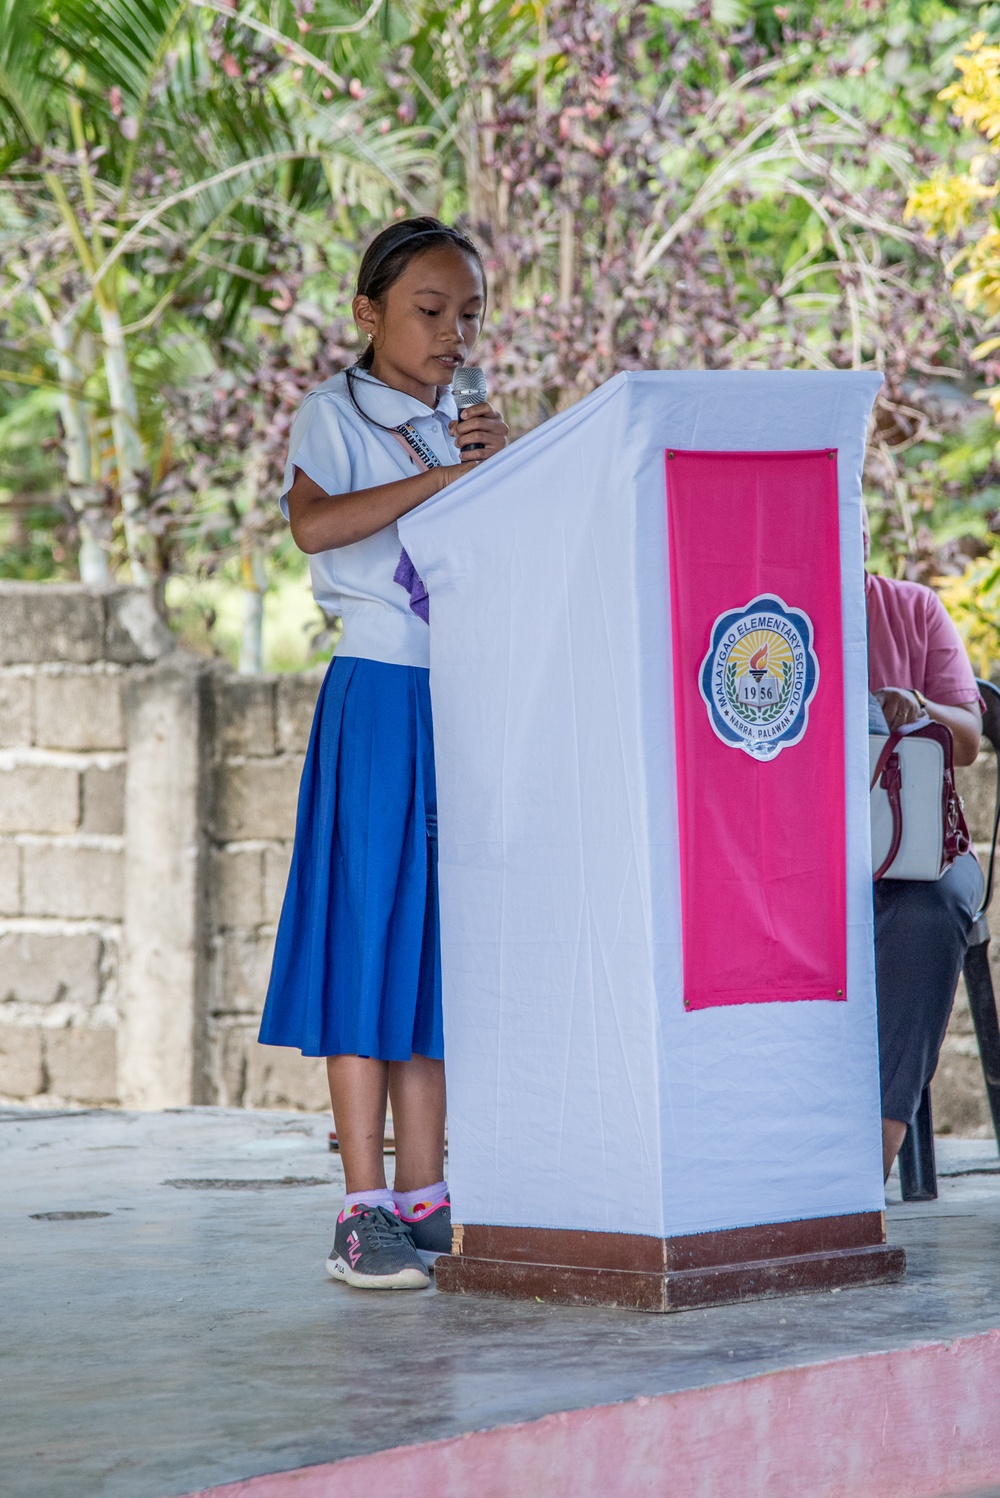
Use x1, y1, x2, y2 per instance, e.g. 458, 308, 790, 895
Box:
435, 1211, 905, 1313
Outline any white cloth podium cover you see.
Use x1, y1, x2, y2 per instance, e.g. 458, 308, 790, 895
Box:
399, 371, 884, 1244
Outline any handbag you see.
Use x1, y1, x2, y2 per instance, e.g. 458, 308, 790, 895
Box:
869, 721, 971, 881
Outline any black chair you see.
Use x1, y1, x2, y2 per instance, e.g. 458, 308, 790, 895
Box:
898, 678, 1000, 1201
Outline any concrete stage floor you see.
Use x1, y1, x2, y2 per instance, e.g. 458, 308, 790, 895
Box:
3, 1106, 999, 1498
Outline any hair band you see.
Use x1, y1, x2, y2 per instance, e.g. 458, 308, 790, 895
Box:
364, 225, 477, 280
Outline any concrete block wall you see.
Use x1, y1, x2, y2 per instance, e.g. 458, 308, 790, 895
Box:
207, 673, 329, 1112
0, 585, 171, 1105
1, 580, 999, 1134
0, 581, 328, 1112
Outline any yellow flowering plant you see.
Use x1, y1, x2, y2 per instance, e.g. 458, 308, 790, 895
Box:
906, 35, 1000, 356
934, 556, 1000, 678
906, 32, 1000, 675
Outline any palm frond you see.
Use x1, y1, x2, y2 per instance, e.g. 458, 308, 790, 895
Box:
44, 0, 192, 109
0, 0, 53, 158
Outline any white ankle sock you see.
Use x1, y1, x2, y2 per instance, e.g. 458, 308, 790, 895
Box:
340, 1187, 395, 1221
393, 1181, 448, 1219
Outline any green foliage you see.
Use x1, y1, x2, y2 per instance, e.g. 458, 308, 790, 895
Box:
1, 0, 999, 666
936, 548, 1000, 678
0, 0, 433, 590
0, 389, 74, 578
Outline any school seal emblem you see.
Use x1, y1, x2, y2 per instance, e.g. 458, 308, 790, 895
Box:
699, 594, 819, 761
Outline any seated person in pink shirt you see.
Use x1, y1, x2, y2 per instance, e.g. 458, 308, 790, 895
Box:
867, 546, 983, 1178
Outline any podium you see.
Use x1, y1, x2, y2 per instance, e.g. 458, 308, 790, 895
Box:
399, 371, 905, 1311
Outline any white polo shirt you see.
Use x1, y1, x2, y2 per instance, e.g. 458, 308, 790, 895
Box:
281, 368, 460, 668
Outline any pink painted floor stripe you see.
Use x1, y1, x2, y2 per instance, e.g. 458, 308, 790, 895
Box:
182, 1328, 1000, 1498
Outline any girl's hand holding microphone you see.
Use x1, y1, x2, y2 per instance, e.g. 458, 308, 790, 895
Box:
441, 364, 508, 480
450, 401, 508, 464
426, 398, 508, 494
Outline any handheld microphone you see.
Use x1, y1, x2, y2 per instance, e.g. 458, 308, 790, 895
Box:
452, 365, 488, 451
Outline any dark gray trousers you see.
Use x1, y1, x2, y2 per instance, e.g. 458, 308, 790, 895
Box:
874, 851, 983, 1125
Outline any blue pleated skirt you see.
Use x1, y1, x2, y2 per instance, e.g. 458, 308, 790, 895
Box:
258, 656, 442, 1061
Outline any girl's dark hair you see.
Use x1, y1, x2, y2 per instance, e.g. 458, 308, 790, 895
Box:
346, 216, 485, 429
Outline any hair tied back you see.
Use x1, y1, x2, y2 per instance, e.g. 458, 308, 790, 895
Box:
356, 218, 484, 315
351, 216, 486, 395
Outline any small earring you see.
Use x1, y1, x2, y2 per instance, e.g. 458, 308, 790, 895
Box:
367, 332, 373, 342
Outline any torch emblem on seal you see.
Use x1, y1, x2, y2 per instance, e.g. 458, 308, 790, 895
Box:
699, 594, 819, 761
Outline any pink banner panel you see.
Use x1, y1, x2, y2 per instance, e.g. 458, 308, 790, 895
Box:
666, 449, 847, 1010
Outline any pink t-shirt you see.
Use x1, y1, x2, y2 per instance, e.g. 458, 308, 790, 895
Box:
866, 573, 979, 705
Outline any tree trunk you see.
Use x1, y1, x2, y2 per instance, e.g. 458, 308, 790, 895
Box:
237, 450, 269, 675
99, 301, 151, 585
558, 195, 575, 311
239, 542, 266, 675
45, 317, 110, 585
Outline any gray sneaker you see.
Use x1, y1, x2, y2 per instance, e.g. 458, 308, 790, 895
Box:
402, 1197, 452, 1268
326, 1205, 430, 1290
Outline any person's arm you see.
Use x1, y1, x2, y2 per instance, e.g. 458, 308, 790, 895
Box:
289, 398, 509, 554
874, 688, 982, 767
287, 464, 465, 554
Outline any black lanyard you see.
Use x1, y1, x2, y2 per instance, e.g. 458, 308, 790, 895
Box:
394, 422, 442, 471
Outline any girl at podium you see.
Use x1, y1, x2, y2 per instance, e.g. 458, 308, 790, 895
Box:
257, 219, 508, 1289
